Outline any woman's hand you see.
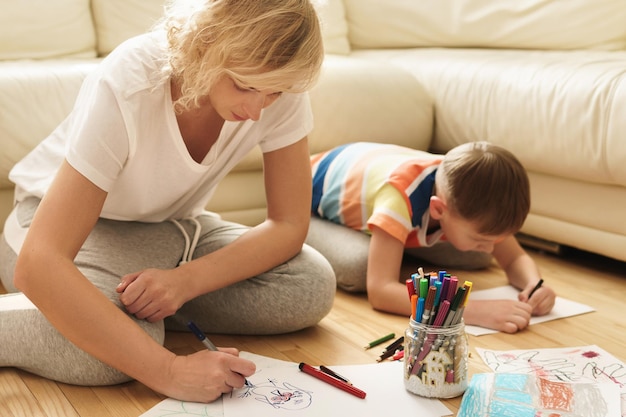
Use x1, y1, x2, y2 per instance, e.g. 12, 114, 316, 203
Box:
163, 349, 256, 403
117, 268, 190, 322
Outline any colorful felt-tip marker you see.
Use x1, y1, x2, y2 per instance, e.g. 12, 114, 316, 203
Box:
406, 278, 417, 300
392, 349, 405, 361
299, 363, 366, 399
364, 332, 395, 349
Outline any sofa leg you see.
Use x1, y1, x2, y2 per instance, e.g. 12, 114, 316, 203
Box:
516, 233, 563, 255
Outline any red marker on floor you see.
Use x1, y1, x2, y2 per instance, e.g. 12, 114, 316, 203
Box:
299, 362, 366, 399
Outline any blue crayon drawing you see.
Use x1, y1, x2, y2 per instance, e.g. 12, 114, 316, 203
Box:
459, 373, 613, 417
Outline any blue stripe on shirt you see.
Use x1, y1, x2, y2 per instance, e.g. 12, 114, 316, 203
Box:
311, 143, 351, 214
407, 169, 436, 228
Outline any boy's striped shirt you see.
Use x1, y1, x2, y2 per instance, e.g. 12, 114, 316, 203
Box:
311, 142, 444, 247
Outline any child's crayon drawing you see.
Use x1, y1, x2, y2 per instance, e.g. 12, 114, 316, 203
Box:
232, 376, 313, 410
458, 373, 620, 417
476, 345, 626, 416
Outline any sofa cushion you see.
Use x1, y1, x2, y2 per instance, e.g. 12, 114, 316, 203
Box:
352, 48, 626, 188
308, 55, 432, 154
0, 60, 98, 189
0, 0, 96, 59
316, 0, 351, 55
343, 0, 626, 51
92, 0, 165, 56
93, 0, 352, 57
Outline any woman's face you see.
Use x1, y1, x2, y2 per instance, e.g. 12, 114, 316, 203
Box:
208, 75, 283, 122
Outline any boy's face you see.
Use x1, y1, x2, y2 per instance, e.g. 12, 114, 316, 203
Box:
430, 195, 506, 253
439, 213, 506, 253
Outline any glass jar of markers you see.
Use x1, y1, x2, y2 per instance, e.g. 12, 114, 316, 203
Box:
403, 319, 468, 398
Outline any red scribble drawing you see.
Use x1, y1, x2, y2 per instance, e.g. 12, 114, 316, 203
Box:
538, 377, 574, 411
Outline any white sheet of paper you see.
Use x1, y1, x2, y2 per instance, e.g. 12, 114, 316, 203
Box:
224, 361, 451, 417
475, 345, 626, 416
464, 285, 594, 336
140, 353, 452, 417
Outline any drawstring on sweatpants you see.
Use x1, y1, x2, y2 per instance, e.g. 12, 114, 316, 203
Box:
170, 218, 202, 265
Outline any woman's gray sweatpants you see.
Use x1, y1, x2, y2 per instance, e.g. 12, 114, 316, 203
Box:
0, 198, 336, 385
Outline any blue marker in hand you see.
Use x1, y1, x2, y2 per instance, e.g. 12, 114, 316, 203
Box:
184, 317, 252, 387
186, 319, 218, 351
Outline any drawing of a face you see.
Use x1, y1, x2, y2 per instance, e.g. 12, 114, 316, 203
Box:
266, 387, 309, 409
241, 380, 313, 410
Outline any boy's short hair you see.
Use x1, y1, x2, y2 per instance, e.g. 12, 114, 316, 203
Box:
436, 141, 530, 236
159, 0, 324, 112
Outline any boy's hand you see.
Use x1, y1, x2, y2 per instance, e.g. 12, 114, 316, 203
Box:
465, 299, 533, 334
518, 281, 556, 316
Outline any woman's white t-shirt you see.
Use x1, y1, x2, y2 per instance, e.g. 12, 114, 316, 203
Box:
9, 33, 313, 222
9, 31, 314, 224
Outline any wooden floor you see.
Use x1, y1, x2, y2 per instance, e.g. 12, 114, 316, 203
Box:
1, 246, 625, 416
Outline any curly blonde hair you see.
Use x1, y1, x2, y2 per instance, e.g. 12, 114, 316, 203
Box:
157, 0, 324, 112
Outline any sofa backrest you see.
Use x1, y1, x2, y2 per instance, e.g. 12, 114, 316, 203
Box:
334, 0, 626, 52
0, 0, 96, 60
0, 0, 351, 61
92, 0, 166, 56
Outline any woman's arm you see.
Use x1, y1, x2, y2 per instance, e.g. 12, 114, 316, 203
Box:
14, 160, 254, 401
189, 137, 312, 281
119, 137, 314, 319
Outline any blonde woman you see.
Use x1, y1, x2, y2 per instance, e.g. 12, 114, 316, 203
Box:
0, 0, 334, 402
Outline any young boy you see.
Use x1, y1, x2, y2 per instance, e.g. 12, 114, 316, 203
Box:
307, 141, 556, 334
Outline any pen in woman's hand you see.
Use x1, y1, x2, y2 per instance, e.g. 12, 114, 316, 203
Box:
183, 316, 252, 387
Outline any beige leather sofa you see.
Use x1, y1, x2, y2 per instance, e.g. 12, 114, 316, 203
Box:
1, 0, 625, 263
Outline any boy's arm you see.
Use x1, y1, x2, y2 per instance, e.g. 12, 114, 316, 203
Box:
366, 227, 412, 316
492, 235, 556, 316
